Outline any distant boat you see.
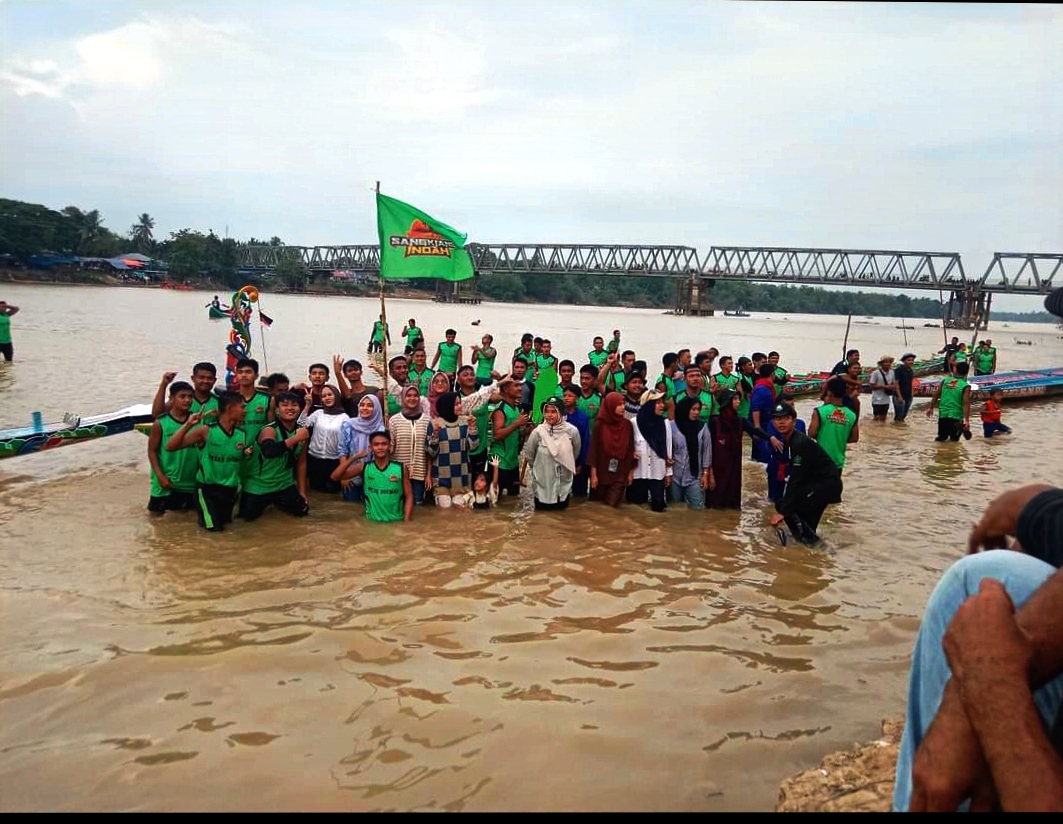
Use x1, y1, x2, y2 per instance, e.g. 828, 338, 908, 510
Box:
923, 323, 939, 328
896, 324, 914, 330
723, 310, 750, 317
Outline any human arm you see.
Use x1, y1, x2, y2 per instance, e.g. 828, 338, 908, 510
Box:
963, 386, 972, 429
333, 354, 351, 398
331, 451, 368, 485
457, 346, 463, 369
848, 418, 859, 444
430, 344, 441, 370
520, 427, 542, 465
925, 381, 943, 416
150, 372, 177, 418
402, 466, 413, 521
164, 414, 208, 451
699, 429, 714, 490
493, 407, 529, 441
807, 408, 821, 439
259, 423, 309, 458
146, 420, 171, 490
1, 303, 19, 316
465, 417, 480, 454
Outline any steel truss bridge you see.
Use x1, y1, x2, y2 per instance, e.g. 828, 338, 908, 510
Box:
238, 244, 1060, 296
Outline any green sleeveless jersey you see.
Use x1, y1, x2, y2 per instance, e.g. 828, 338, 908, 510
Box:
371, 321, 387, 343
410, 367, 434, 396
0, 313, 11, 345
655, 373, 677, 401
814, 403, 856, 469
364, 460, 404, 522
469, 399, 494, 457
514, 348, 535, 367
938, 377, 970, 420
190, 393, 219, 427
475, 348, 496, 380
974, 349, 994, 372
576, 391, 601, 425
151, 413, 199, 496
606, 337, 620, 354
438, 341, 461, 373
243, 423, 304, 495
240, 390, 272, 443
686, 389, 716, 423
489, 401, 520, 470
738, 375, 754, 418
197, 423, 249, 488
404, 325, 422, 347
535, 353, 557, 373
715, 372, 740, 393
588, 350, 609, 369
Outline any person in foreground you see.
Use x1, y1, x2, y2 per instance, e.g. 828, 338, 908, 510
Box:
892, 483, 1063, 811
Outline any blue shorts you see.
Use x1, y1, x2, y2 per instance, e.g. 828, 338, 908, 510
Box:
983, 422, 1012, 438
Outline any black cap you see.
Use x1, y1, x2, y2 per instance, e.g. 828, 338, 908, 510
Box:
771, 402, 797, 418
1045, 286, 1063, 319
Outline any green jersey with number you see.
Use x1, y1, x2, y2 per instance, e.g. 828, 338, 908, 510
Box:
151, 413, 199, 496
197, 424, 248, 488
364, 460, 405, 522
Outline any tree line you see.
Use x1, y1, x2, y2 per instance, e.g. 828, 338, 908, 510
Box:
0, 198, 1052, 320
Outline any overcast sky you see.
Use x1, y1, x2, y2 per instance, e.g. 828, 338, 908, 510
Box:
1, 1, 1060, 310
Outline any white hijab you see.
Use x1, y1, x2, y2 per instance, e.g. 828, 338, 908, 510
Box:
537, 421, 576, 475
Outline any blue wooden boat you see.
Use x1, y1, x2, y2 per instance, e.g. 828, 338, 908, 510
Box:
913, 367, 1063, 402
0, 404, 154, 461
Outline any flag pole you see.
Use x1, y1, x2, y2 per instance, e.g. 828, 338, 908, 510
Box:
257, 296, 269, 375
376, 180, 390, 425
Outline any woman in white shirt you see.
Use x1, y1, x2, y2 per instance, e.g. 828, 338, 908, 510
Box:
297, 384, 350, 494
628, 389, 673, 512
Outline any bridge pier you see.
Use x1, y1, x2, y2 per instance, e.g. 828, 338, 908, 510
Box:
944, 288, 990, 330
673, 275, 715, 317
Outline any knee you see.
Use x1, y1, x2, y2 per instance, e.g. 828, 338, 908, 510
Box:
936, 551, 1056, 612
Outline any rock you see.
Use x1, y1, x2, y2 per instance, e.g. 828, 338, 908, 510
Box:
775, 717, 904, 812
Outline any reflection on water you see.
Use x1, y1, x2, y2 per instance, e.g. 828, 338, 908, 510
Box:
2, 284, 1062, 810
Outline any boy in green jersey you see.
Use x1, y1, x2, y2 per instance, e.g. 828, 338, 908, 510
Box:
513, 334, 536, 366
234, 357, 273, 444
166, 391, 253, 532
712, 356, 742, 396
655, 352, 680, 418
926, 361, 972, 442
431, 328, 463, 376
768, 351, 789, 389
808, 378, 859, 470
679, 364, 716, 424
606, 329, 621, 354
736, 357, 754, 419
408, 347, 435, 396
576, 365, 602, 424
368, 314, 391, 355
403, 318, 422, 354
490, 378, 530, 497
239, 391, 310, 521
151, 362, 220, 421
534, 339, 558, 379
147, 381, 200, 514
358, 431, 413, 523
0, 299, 20, 361
471, 333, 497, 388
588, 336, 609, 369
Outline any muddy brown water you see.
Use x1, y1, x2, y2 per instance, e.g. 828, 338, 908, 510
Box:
2, 284, 1061, 810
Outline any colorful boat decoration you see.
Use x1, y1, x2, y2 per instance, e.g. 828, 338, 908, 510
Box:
913, 367, 1063, 402
208, 305, 229, 319
0, 404, 154, 461
785, 356, 947, 399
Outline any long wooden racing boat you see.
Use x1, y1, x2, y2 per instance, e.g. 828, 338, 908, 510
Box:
785, 356, 947, 399
0, 404, 154, 461
913, 367, 1063, 402
208, 306, 229, 319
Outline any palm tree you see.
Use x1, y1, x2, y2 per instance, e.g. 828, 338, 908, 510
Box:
130, 213, 155, 254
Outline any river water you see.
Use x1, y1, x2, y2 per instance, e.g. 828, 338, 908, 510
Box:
1, 283, 1061, 811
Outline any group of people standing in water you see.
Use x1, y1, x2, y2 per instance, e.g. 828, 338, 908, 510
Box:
147, 317, 981, 546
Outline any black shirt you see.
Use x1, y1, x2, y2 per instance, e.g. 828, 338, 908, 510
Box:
831, 360, 854, 376
894, 364, 914, 401
776, 431, 840, 511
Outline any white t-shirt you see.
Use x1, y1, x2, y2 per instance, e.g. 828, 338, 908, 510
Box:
298, 409, 351, 459
869, 368, 895, 406
632, 421, 673, 481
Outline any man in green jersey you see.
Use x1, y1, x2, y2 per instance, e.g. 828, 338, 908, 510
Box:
490, 378, 530, 497
736, 356, 755, 419
534, 339, 558, 379
166, 391, 252, 532
403, 318, 422, 354
408, 347, 435, 396
712, 356, 742, 396
0, 299, 19, 361
679, 364, 717, 424
431, 328, 463, 376
513, 334, 536, 365
576, 365, 602, 425
926, 361, 972, 442
600, 350, 636, 395
239, 391, 310, 521
973, 340, 996, 377
471, 333, 497, 388
606, 329, 621, 354
768, 351, 789, 389
360, 431, 413, 522
234, 357, 273, 444
655, 352, 681, 418
147, 381, 200, 514
808, 378, 859, 470
368, 313, 390, 355
151, 362, 220, 420
588, 336, 609, 369
983, 339, 998, 374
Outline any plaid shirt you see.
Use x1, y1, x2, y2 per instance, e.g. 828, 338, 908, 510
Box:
426, 420, 480, 490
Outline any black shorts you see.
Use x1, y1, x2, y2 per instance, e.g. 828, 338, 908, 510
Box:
238, 485, 310, 521
936, 418, 964, 442
872, 403, 890, 417
196, 483, 238, 531
0, 342, 12, 361
147, 489, 196, 513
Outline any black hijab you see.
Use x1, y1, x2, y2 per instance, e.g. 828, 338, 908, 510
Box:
636, 398, 669, 462
675, 395, 705, 475
436, 391, 460, 424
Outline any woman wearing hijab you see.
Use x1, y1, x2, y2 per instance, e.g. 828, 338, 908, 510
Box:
588, 391, 635, 508
427, 391, 481, 508
519, 397, 581, 510
708, 388, 776, 509
388, 384, 434, 505
427, 371, 452, 419
628, 389, 673, 512
331, 393, 384, 503
670, 395, 714, 510
298, 384, 350, 493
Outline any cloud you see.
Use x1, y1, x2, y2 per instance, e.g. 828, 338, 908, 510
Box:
0, 2, 1059, 308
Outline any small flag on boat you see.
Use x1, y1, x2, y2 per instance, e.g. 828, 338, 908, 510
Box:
259, 311, 274, 327
376, 192, 475, 282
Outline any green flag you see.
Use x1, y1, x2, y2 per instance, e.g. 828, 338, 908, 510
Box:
376, 192, 475, 281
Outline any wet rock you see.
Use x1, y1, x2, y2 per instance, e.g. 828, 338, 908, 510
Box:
775, 717, 904, 812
